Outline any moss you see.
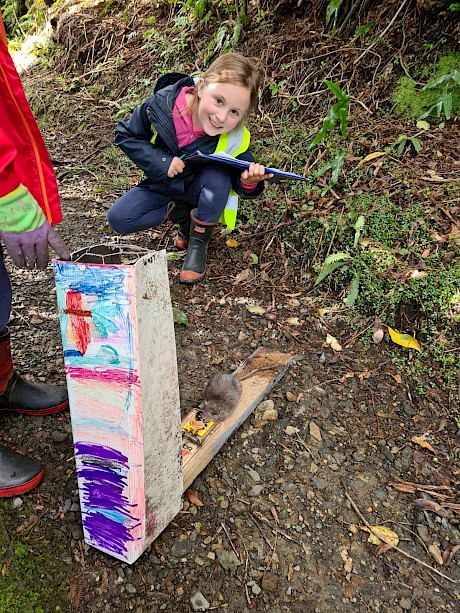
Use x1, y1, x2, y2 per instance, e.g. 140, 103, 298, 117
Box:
0, 531, 71, 613
393, 52, 460, 121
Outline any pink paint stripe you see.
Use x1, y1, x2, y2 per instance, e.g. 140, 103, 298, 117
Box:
66, 366, 140, 386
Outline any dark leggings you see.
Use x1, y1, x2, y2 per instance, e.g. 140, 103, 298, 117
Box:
0, 247, 12, 332
106, 167, 231, 234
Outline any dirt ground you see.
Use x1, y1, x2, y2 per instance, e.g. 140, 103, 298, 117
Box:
1, 2, 460, 612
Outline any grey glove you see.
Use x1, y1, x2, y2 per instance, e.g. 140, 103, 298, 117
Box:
0, 221, 70, 270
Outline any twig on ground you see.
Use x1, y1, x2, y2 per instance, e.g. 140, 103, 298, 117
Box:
345, 492, 457, 584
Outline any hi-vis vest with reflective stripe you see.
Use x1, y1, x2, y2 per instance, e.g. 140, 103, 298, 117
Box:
215, 124, 250, 230
150, 122, 250, 230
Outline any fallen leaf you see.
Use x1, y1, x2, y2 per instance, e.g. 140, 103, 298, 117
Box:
411, 433, 436, 454
340, 549, 353, 576
246, 304, 266, 315
375, 542, 394, 556
387, 326, 421, 352
414, 499, 451, 518
172, 307, 189, 327
366, 525, 399, 547
442, 544, 460, 566
358, 152, 386, 166
421, 249, 430, 258
428, 543, 443, 565
325, 333, 342, 351
286, 317, 302, 326
185, 489, 205, 507
233, 268, 253, 284
226, 238, 239, 248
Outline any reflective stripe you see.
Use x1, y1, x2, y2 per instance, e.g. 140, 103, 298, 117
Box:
150, 125, 157, 144
214, 126, 251, 229
218, 191, 238, 230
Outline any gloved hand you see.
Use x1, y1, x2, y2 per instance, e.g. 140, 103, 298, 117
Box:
0, 184, 70, 270
0, 221, 70, 270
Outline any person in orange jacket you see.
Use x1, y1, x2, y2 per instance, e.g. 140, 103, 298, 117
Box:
0, 10, 71, 497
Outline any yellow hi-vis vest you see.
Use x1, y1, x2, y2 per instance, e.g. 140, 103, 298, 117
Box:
214, 124, 251, 230
150, 120, 250, 230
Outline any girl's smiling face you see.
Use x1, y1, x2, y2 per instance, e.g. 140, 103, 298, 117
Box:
194, 80, 251, 136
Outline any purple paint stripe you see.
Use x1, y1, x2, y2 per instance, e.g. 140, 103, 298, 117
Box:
75, 442, 140, 556
84, 511, 140, 557
66, 365, 139, 386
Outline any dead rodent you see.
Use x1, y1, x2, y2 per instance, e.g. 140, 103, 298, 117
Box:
198, 372, 242, 423
198, 365, 279, 423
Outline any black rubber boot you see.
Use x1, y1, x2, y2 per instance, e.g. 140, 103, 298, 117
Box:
180, 209, 217, 284
165, 203, 190, 250
0, 445, 44, 498
0, 327, 68, 416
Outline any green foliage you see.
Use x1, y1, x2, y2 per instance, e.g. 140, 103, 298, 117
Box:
393, 53, 460, 122
1, 0, 48, 39
326, 0, 345, 31
388, 134, 422, 156
0, 534, 70, 612
309, 81, 350, 148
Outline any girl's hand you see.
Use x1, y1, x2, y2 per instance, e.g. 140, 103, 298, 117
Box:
240, 162, 274, 185
167, 156, 185, 178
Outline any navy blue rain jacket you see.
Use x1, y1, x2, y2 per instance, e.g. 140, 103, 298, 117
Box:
115, 74, 264, 199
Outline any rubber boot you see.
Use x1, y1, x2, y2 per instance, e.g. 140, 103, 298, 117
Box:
0, 445, 43, 497
173, 214, 191, 250
179, 209, 217, 285
164, 203, 190, 250
0, 327, 68, 416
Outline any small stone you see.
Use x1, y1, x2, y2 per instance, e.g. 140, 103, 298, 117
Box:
262, 409, 278, 421
285, 426, 299, 436
399, 597, 412, 610
245, 466, 261, 482
312, 477, 327, 490
125, 584, 137, 594
190, 591, 210, 611
207, 551, 216, 560
256, 399, 274, 413
248, 485, 265, 496
251, 583, 262, 595
309, 421, 322, 442
12, 497, 23, 509
51, 430, 68, 443
171, 538, 192, 558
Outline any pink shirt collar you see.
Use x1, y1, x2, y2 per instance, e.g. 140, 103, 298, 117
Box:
172, 86, 207, 147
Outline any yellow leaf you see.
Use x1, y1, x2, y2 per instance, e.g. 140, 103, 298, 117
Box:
358, 152, 386, 166
226, 238, 239, 248
286, 317, 301, 326
246, 304, 266, 315
367, 525, 399, 547
387, 326, 421, 352
416, 120, 430, 130
325, 333, 342, 351
411, 433, 436, 454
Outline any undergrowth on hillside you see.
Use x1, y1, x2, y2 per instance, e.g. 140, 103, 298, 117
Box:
9, 0, 460, 414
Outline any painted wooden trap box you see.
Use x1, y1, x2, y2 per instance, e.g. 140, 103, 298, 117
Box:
54, 244, 183, 564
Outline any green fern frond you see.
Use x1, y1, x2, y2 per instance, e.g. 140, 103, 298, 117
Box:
322, 252, 352, 267
345, 273, 360, 307
314, 260, 347, 286
354, 215, 365, 232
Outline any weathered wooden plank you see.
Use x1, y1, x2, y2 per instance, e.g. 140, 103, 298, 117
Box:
182, 348, 296, 491
54, 245, 182, 564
